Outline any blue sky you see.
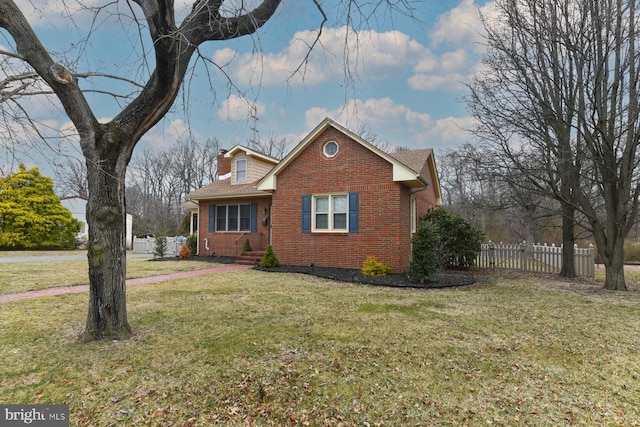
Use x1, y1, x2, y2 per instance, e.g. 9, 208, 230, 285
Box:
0, 0, 494, 178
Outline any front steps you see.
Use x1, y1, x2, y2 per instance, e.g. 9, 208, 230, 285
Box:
236, 250, 265, 266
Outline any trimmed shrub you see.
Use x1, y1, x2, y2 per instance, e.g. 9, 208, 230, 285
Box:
408, 221, 442, 283
361, 256, 392, 276
260, 244, 280, 268
179, 244, 191, 259
420, 208, 484, 268
241, 238, 252, 255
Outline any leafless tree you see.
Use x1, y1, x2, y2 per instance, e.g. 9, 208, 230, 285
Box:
248, 133, 290, 160
0, 0, 422, 340
467, 0, 640, 289
56, 158, 89, 198
439, 143, 553, 243
126, 136, 220, 235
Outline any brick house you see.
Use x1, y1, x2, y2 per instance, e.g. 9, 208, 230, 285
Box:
186, 118, 441, 273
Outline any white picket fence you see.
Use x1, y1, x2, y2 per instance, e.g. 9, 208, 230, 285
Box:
133, 236, 187, 257
476, 241, 595, 277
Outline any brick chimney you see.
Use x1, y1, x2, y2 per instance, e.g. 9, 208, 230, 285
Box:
217, 149, 231, 179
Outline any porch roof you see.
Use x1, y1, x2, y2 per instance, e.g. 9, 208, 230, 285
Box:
187, 178, 271, 201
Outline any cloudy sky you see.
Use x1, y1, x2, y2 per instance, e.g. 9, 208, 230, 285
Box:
0, 0, 494, 176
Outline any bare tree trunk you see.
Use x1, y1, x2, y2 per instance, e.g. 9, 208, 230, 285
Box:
602, 237, 626, 291
560, 204, 576, 277
81, 131, 132, 341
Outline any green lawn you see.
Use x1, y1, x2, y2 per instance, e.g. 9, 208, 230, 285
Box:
1, 268, 639, 426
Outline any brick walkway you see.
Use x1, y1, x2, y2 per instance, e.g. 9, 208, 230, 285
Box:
0, 264, 252, 303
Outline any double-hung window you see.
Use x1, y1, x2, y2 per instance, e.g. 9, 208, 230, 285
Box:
216, 204, 251, 231
314, 194, 348, 231
302, 192, 358, 233
235, 159, 247, 183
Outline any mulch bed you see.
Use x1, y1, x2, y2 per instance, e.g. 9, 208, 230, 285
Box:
256, 265, 476, 289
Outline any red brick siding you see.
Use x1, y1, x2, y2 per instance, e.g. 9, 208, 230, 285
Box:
413, 187, 435, 223
270, 128, 414, 273
198, 196, 272, 256
217, 152, 231, 176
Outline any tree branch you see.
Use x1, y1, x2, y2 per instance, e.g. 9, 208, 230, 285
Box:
0, 0, 98, 140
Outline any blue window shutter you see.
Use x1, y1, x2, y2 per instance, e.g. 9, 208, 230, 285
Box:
302, 195, 311, 233
250, 203, 258, 232
349, 192, 359, 233
208, 204, 215, 232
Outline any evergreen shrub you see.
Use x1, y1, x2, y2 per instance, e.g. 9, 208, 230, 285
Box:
260, 244, 280, 268
408, 221, 442, 283
421, 208, 484, 268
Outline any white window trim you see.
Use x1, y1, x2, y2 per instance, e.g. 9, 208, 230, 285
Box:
235, 159, 247, 183
411, 197, 417, 233
323, 140, 339, 158
216, 203, 251, 232
312, 193, 348, 232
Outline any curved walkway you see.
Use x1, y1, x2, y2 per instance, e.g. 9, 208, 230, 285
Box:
0, 264, 252, 303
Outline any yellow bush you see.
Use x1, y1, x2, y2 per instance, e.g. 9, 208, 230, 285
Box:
361, 256, 392, 276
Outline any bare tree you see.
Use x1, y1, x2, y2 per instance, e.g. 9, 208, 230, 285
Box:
248, 133, 290, 160
0, 0, 284, 340
0, 0, 422, 340
56, 157, 89, 198
171, 137, 220, 192
126, 136, 220, 235
440, 143, 555, 243
467, 0, 640, 289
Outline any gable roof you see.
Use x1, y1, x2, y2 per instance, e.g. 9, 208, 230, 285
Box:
187, 145, 279, 201
390, 149, 442, 205
224, 144, 280, 164
257, 117, 430, 191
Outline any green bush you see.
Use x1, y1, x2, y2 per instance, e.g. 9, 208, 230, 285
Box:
186, 234, 198, 255
260, 244, 280, 268
361, 256, 392, 276
408, 221, 442, 283
241, 238, 252, 255
153, 235, 168, 259
0, 164, 81, 249
420, 208, 484, 268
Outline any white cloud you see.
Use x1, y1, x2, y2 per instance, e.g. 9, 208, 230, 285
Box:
424, 116, 476, 145
407, 73, 467, 91
217, 95, 267, 121
305, 97, 432, 141
212, 26, 427, 88
305, 98, 475, 147
430, 0, 492, 54
210, 1, 486, 94
408, 1, 497, 92
140, 119, 192, 149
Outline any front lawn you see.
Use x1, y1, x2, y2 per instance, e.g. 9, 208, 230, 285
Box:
0, 256, 220, 295
1, 269, 639, 425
